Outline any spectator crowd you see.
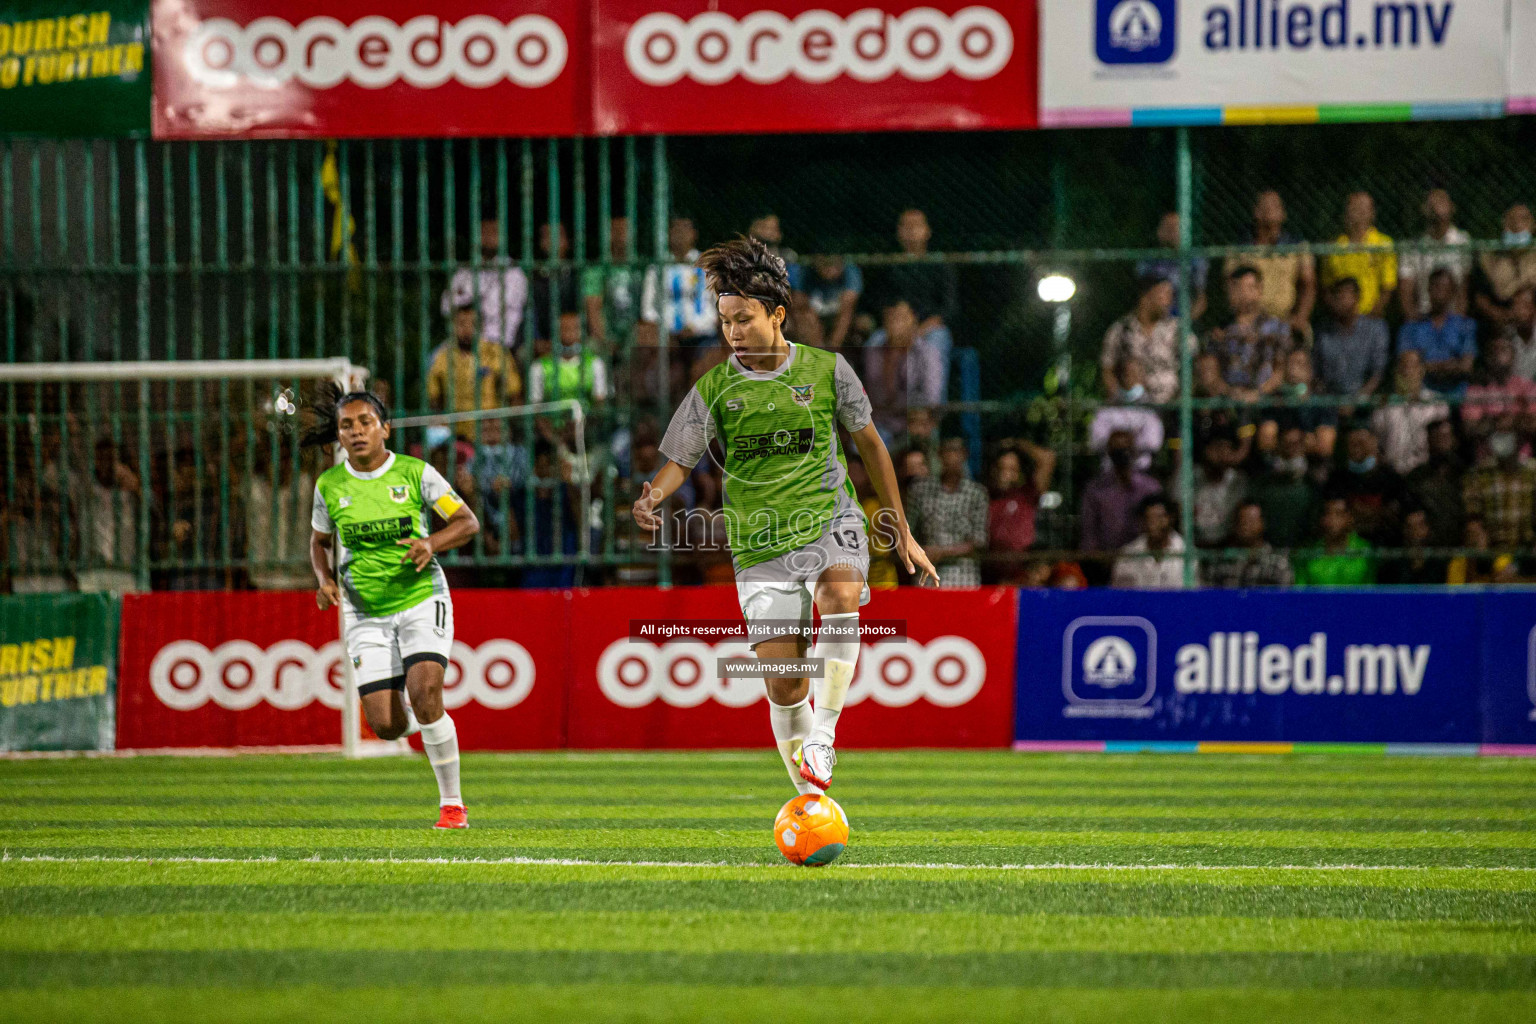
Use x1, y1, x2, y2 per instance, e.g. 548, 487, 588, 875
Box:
5, 189, 1536, 593
1079, 189, 1536, 588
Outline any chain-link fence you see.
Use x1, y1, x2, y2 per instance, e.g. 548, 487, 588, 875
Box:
5, 119, 1536, 589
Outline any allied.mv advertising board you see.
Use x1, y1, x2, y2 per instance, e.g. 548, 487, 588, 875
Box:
1014, 589, 1487, 744
1040, 0, 1508, 126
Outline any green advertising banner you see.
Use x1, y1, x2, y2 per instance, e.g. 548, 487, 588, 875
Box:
0, 2, 149, 136
0, 593, 118, 751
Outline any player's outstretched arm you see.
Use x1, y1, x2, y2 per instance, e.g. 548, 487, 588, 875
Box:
848, 423, 940, 587
631, 460, 691, 532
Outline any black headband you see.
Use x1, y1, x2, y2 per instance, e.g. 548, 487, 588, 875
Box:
337, 391, 390, 424
717, 290, 783, 311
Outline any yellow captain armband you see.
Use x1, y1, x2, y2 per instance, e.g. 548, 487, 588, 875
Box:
432, 491, 466, 518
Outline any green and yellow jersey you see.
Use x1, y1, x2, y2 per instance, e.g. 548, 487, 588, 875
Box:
310, 452, 466, 617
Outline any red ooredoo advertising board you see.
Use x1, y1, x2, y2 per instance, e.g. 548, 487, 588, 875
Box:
591, 0, 1037, 134
568, 584, 1016, 748
151, 0, 586, 138
150, 1, 1037, 137
115, 586, 1016, 750
117, 590, 567, 749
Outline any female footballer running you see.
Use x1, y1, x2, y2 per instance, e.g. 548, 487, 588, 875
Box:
307, 386, 480, 828
633, 237, 938, 792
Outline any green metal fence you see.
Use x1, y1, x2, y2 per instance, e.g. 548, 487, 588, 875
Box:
4, 119, 1536, 589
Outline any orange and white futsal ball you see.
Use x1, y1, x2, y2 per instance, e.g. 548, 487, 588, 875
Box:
774, 793, 850, 866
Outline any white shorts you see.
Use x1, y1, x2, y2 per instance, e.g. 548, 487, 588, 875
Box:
735, 514, 871, 647
343, 597, 455, 694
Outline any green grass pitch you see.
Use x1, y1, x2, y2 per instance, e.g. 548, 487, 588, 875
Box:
1, 750, 1533, 1023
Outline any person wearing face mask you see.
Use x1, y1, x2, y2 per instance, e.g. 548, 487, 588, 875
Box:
1371, 349, 1449, 475
1250, 425, 1322, 550
1405, 419, 1466, 548
1461, 424, 1536, 551
1262, 348, 1337, 460
1079, 429, 1163, 580
1090, 356, 1164, 471
1327, 422, 1404, 546
1473, 204, 1536, 329
1100, 276, 1185, 406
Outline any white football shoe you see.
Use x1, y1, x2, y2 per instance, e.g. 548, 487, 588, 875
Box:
799, 742, 836, 791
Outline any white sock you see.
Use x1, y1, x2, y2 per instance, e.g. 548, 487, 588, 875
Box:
768, 693, 818, 795
418, 713, 462, 806
809, 612, 860, 748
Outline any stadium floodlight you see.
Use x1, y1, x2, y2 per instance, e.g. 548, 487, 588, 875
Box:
1036, 273, 1077, 304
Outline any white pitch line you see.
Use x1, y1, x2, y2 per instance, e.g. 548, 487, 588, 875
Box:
2, 853, 1533, 871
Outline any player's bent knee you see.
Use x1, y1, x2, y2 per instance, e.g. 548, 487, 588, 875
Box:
765, 676, 810, 706
814, 575, 864, 616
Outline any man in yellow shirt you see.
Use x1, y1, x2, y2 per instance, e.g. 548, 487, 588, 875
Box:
1322, 191, 1397, 317
427, 302, 524, 439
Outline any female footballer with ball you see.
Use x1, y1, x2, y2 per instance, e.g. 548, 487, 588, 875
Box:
307, 386, 480, 828
633, 237, 939, 793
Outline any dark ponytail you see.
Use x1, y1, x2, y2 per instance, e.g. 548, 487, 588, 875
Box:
301, 381, 390, 448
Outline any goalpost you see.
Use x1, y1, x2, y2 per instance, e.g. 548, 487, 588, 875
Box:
0, 358, 375, 755
3, 360, 595, 757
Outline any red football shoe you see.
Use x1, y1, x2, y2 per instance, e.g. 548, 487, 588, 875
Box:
434, 804, 468, 829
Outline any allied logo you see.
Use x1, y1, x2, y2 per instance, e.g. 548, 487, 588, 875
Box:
390, 485, 409, 503
1082, 636, 1137, 687
1096, 0, 1176, 65
790, 384, 814, 408
1062, 616, 1156, 718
